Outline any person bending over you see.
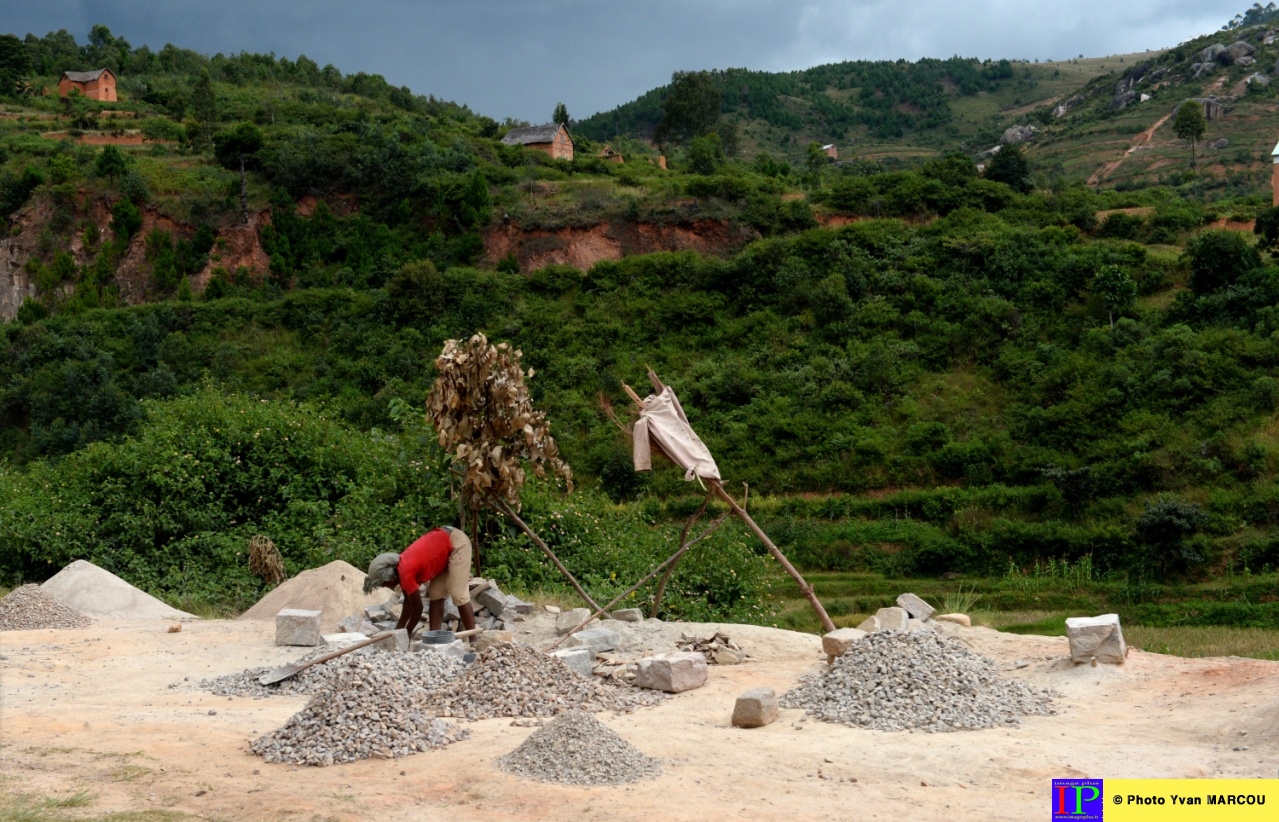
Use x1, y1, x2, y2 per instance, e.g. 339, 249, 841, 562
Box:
362, 526, 477, 636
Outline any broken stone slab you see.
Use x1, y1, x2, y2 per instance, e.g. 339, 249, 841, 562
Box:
731, 687, 779, 728
322, 632, 367, 649
856, 615, 881, 633
550, 647, 595, 678
1066, 614, 1126, 664
477, 615, 498, 630
611, 608, 643, 623
564, 626, 619, 654
633, 652, 708, 693
905, 618, 935, 633
441, 597, 460, 623
874, 606, 910, 631
545, 604, 561, 614
474, 586, 507, 617
822, 627, 867, 659
364, 604, 391, 621
505, 594, 534, 615
337, 614, 364, 633
275, 609, 323, 646
474, 630, 513, 651
555, 608, 591, 635
935, 613, 971, 627
372, 628, 410, 653
896, 593, 936, 622
713, 650, 742, 665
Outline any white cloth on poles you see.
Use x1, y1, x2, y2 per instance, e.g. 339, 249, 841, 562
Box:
632, 386, 721, 481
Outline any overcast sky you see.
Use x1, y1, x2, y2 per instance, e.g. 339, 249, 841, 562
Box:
2, 1, 1254, 122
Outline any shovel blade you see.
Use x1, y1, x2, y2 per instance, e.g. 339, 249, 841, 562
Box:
257, 664, 301, 686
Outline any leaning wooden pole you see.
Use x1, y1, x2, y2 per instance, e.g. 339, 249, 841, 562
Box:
710, 479, 836, 633
648, 492, 709, 619
487, 495, 602, 612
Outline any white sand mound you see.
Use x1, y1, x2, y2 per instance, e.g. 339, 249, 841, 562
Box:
41, 560, 195, 619
238, 560, 393, 631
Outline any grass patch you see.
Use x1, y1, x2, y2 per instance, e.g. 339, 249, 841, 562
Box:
107, 766, 150, 783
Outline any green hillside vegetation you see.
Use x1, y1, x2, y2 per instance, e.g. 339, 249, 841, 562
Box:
3, 24, 1279, 640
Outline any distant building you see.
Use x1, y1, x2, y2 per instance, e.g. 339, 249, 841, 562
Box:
58, 69, 117, 102
599, 144, 624, 163
822, 143, 838, 160
1272, 140, 1279, 205
501, 123, 574, 160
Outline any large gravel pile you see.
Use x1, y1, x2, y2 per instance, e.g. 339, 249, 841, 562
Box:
200, 648, 467, 699
0, 585, 92, 631
781, 631, 1055, 732
498, 711, 662, 785
250, 654, 470, 766
423, 643, 665, 720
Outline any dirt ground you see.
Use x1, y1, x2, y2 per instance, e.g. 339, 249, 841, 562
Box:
1, 613, 1277, 821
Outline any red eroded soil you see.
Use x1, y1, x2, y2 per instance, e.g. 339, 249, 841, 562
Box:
484, 220, 757, 271
41, 131, 152, 146
193, 213, 273, 292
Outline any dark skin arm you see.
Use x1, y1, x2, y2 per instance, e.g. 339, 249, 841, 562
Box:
387, 582, 424, 637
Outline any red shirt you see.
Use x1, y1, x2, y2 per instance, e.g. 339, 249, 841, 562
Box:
397, 529, 452, 596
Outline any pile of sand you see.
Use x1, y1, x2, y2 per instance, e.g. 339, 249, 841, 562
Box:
238, 560, 392, 631
41, 560, 194, 619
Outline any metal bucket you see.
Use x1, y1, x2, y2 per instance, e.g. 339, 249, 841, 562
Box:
421, 629, 455, 645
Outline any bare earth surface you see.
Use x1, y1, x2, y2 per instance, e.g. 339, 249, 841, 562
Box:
1, 613, 1277, 821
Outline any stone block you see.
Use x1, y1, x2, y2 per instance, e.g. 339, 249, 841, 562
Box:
1066, 614, 1126, 664
322, 632, 367, 649
442, 597, 460, 623
611, 608, 644, 623
905, 618, 934, 633
550, 647, 596, 677
337, 614, 364, 633
475, 630, 513, 651
822, 627, 867, 658
275, 609, 323, 646
856, 615, 880, 633
478, 615, 498, 630
633, 652, 708, 693
874, 606, 910, 631
364, 604, 390, 621
935, 613, 971, 628
545, 604, 561, 614
731, 687, 778, 728
505, 594, 534, 615
372, 628, 410, 653
475, 586, 507, 618
556, 608, 591, 635
896, 592, 936, 622
374, 620, 396, 632
564, 626, 619, 654
713, 650, 742, 665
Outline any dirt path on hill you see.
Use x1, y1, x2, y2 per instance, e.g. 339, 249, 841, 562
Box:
1, 616, 1276, 821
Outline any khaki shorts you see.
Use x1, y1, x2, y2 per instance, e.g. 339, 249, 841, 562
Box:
426, 528, 472, 605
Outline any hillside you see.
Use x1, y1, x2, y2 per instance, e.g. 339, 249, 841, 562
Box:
3, 24, 1279, 631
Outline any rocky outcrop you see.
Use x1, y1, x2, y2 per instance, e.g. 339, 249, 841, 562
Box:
483, 219, 757, 272
1115, 63, 1151, 95
1191, 62, 1217, 80
1220, 40, 1257, 65
999, 124, 1038, 145
1052, 93, 1086, 118
1198, 43, 1227, 62
1108, 90, 1138, 111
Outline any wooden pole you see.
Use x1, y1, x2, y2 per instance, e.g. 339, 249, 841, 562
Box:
487, 495, 603, 612
544, 511, 732, 652
648, 493, 709, 619
710, 479, 836, 633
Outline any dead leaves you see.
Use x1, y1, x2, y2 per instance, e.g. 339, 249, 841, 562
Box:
427, 334, 573, 508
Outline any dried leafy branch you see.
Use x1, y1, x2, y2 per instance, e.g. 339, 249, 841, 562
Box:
427, 334, 573, 508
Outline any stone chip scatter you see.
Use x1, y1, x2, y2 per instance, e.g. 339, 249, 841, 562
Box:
0, 585, 92, 631
423, 643, 665, 720
497, 711, 662, 785
199, 647, 466, 699
781, 631, 1055, 732
249, 655, 469, 766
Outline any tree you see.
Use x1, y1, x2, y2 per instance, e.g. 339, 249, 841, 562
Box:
1254, 205, 1279, 253
985, 144, 1032, 193
654, 70, 720, 149
552, 102, 569, 127
685, 133, 724, 175
94, 144, 130, 182
1185, 229, 1260, 294
1136, 497, 1207, 579
1090, 264, 1137, 327
189, 69, 217, 150
0, 34, 31, 96
1172, 101, 1207, 169
213, 122, 263, 224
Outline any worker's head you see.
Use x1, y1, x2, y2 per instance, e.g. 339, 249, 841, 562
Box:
362, 552, 401, 595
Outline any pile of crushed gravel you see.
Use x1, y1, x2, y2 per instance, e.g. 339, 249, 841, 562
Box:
781, 631, 1055, 732
498, 711, 662, 785
200, 648, 467, 699
0, 585, 92, 631
250, 654, 469, 766
423, 643, 665, 720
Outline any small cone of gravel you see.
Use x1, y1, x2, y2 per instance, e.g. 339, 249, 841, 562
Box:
250, 655, 469, 766
0, 584, 92, 631
200, 647, 467, 700
498, 711, 661, 785
781, 631, 1055, 733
